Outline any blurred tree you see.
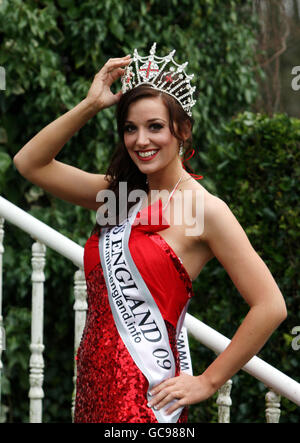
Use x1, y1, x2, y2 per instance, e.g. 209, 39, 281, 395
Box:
253, 0, 300, 117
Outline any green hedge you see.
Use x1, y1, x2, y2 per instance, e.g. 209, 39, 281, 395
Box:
188, 111, 300, 423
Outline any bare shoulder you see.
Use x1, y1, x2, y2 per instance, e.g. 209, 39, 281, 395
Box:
187, 179, 228, 220
203, 190, 232, 225
196, 183, 256, 267
202, 189, 240, 242
187, 179, 238, 243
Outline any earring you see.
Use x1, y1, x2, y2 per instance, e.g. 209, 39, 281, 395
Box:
179, 141, 184, 156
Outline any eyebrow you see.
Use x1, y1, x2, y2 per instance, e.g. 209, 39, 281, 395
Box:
124, 118, 167, 124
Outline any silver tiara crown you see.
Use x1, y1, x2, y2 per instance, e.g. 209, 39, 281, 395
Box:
121, 42, 196, 117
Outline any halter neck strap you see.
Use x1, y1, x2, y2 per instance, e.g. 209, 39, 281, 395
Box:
162, 174, 184, 211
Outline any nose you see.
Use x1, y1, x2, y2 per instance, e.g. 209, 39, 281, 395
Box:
136, 128, 150, 148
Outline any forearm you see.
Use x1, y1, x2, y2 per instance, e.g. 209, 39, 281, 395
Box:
13, 98, 99, 173
201, 303, 287, 392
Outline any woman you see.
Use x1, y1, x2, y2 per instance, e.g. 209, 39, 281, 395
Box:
13, 46, 287, 423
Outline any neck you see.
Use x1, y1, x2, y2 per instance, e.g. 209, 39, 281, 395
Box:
146, 159, 190, 193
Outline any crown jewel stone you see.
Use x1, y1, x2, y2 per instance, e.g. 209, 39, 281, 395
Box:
121, 42, 196, 117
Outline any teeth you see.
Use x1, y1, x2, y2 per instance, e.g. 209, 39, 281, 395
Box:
138, 150, 158, 158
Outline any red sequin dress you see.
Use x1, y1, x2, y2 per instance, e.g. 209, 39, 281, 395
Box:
74, 198, 195, 423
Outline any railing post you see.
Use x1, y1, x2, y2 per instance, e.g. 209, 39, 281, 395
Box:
216, 379, 232, 423
29, 241, 46, 423
265, 389, 281, 423
0, 217, 5, 422
72, 268, 87, 422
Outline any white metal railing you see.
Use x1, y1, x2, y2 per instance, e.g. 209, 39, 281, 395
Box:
0, 195, 299, 423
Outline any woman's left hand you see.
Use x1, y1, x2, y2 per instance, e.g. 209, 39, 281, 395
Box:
148, 373, 216, 415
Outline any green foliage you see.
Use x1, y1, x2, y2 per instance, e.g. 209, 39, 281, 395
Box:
2, 0, 296, 424
189, 111, 300, 422
1, 306, 31, 422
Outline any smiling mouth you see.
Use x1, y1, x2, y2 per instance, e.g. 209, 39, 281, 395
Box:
135, 149, 159, 159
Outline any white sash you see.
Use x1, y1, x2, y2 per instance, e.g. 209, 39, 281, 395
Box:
176, 303, 193, 376
98, 199, 192, 423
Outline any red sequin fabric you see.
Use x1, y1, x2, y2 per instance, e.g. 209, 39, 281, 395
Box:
74, 198, 194, 423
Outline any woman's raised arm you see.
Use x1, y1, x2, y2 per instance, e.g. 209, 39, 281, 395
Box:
13, 55, 131, 210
